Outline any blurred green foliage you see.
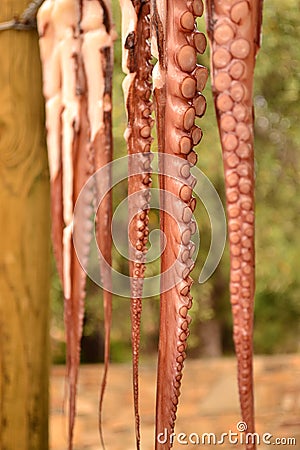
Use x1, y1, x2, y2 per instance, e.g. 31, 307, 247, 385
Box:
51, 0, 300, 363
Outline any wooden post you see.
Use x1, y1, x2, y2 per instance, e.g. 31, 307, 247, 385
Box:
0, 1, 50, 449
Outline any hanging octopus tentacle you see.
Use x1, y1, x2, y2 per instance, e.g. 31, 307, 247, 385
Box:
79, 0, 115, 446
205, 1, 263, 447
151, 1, 207, 448
120, 0, 153, 447
38, 2, 83, 446
37, 0, 64, 285
38, 1, 114, 448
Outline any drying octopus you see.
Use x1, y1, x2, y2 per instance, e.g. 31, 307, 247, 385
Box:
37, 0, 115, 447
119, 0, 153, 447
36, 0, 263, 449
205, 2, 263, 448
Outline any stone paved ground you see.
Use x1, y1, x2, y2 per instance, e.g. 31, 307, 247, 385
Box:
50, 355, 300, 450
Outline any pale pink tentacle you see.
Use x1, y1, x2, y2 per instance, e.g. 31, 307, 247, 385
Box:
38, 1, 114, 448
38, 3, 84, 447
151, 1, 207, 448
205, 1, 263, 448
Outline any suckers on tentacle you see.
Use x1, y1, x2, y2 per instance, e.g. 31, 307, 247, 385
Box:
120, 0, 153, 448
205, 1, 263, 448
151, 1, 207, 448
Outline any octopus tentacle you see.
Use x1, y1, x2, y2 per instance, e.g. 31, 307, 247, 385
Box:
38, 1, 114, 448
120, 0, 153, 447
151, 1, 207, 448
38, 2, 84, 446
205, 1, 263, 447
80, 0, 115, 446
37, 0, 64, 284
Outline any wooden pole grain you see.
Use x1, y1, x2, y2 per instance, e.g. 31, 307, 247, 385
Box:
0, 1, 50, 449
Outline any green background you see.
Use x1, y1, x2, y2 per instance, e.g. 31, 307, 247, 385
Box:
51, 0, 300, 363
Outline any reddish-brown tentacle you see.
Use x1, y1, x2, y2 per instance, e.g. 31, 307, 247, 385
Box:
120, 0, 153, 447
151, 1, 207, 448
205, 1, 263, 447
80, 0, 115, 446
77, 1, 115, 447
68, 84, 92, 448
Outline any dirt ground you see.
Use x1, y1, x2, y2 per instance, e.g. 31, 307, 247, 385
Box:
50, 355, 300, 450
